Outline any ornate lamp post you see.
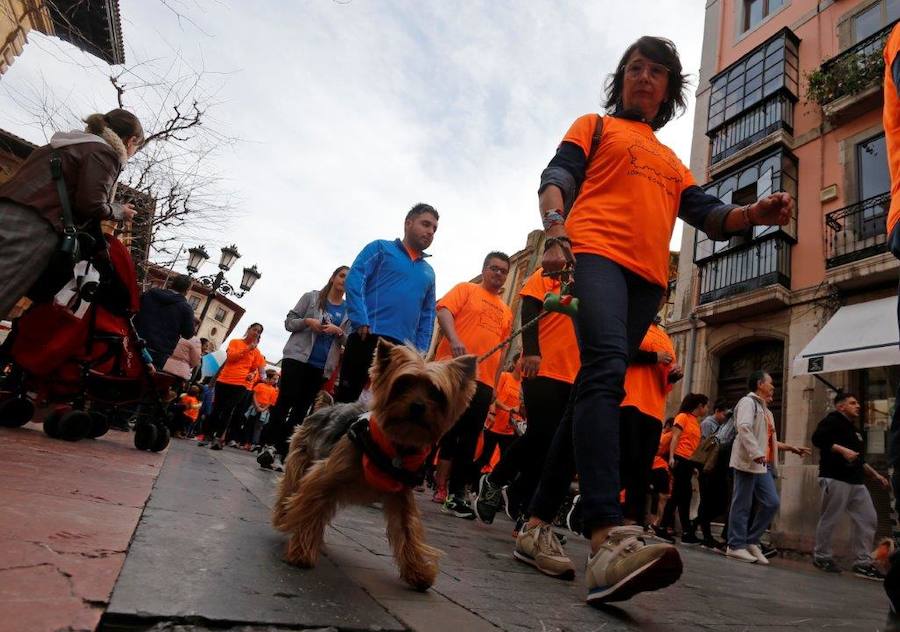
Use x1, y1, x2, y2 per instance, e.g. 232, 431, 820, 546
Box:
188, 244, 262, 334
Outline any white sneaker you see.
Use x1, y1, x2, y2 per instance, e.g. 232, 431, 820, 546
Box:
747, 544, 769, 565
726, 547, 758, 563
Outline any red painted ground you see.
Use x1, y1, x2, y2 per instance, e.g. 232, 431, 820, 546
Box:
0, 422, 165, 632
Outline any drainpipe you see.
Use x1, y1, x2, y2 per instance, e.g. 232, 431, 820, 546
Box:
683, 312, 700, 393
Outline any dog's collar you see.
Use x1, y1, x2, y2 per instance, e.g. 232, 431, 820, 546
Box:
347, 413, 429, 493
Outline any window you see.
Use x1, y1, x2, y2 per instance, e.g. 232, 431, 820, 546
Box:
856, 133, 891, 238
743, 0, 784, 32
853, 0, 900, 43
188, 295, 201, 310
214, 307, 227, 323
707, 29, 798, 132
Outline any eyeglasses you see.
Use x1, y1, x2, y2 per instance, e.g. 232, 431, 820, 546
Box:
486, 265, 509, 275
624, 61, 670, 81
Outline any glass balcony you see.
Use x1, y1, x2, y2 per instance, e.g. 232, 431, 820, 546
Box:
698, 233, 792, 305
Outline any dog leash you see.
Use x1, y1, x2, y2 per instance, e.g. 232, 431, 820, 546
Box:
476, 268, 578, 363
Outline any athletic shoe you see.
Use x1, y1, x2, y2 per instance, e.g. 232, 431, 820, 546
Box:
746, 544, 769, 565
585, 525, 683, 604
853, 563, 886, 581
680, 533, 702, 546
760, 542, 778, 558
432, 486, 448, 504
512, 515, 525, 539
257, 446, 276, 470
566, 494, 583, 535
651, 525, 675, 544
513, 522, 576, 579
474, 474, 503, 524
442, 495, 476, 520
701, 538, 726, 554
726, 547, 757, 563
210, 440, 223, 451
813, 558, 842, 574
227, 440, 239, 448
501, 486, 514, 520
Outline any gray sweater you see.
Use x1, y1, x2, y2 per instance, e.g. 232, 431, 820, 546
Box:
281, 290, 350, 376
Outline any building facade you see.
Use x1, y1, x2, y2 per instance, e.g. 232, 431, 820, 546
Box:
670, 0, 899, 550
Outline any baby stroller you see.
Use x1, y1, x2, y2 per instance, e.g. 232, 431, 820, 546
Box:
0, 234, 175, 452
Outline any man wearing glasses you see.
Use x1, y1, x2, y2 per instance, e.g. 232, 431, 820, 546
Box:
432, 252, 513, 519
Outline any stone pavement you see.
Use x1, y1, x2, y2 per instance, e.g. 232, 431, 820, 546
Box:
102, 440, 887, 632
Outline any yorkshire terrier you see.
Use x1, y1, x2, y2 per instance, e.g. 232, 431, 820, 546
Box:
272, 339, 476, 591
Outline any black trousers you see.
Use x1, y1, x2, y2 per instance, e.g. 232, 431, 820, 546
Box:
490, 377, 572, 517
208, 382, 250, 439
440, 382, 494, 497
260, 358, 325, 458
661, 456, 696, 534
695, 446, 731, 540
619, 406, 663, 526
475, 430, 515, 473
334, 332, 400, 403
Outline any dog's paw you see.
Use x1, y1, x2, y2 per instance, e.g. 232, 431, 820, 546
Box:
286, 537, 318, 568
400, 561, 437, 592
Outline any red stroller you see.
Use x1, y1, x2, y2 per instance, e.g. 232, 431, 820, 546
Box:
0, 234, 175, 452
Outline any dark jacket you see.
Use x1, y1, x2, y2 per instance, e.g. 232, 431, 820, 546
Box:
811, 411, 865, 485
0, 131, 124, 232
135, 288, 195, 360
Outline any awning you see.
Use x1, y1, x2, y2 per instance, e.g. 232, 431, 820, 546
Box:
793, 297, 900, 375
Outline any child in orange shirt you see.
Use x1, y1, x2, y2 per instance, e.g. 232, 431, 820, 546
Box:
476, 358, 523, 474
180, 385, 202, 438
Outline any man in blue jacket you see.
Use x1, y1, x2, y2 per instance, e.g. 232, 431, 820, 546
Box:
135, 274, 195, 369
335, 203, 438, 403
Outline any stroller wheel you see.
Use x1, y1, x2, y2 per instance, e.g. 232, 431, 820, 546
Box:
151, 425, 170, 452
58, 410, 92, 442
87, 412, 109, 439
134, 423, 158, 451
0, 396, 34, 427
43, 409, 63, 438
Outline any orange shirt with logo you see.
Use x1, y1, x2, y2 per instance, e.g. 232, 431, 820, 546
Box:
518, 268, 580, 384
884, 24, 900, 234
673, 412, 701, 459
486, 371, 521, 435
562, 115, 696, 288
653, 429, 673, 471
253, 383, 279, 409
180, 394, 200, 421
435, 283, 512, 388
621, 323, 675, 422
217, 338, 266, 388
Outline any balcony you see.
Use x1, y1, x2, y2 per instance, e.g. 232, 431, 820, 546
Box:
709, 94, 793, 166
824, 193, 890, 269
698, 234, 792, 305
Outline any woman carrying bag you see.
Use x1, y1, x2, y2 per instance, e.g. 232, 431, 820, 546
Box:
0, 109, 144, 318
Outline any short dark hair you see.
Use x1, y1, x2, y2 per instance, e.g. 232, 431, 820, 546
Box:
170, 274, 191, 293
605, 36, 689, 130
834, 392, 857, 406
483, 251, 510, 269
678, 393, 709, 414
713, 399, 729, 413
747, 370, 770, 393
405, 203, 439, 222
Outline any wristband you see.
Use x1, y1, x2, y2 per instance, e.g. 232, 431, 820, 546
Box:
542, 209, 565, 230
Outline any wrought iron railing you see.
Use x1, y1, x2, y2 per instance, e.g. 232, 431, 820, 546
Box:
824, 192, 890, 269
698, 234, 791, 304
709, 93, 793, 165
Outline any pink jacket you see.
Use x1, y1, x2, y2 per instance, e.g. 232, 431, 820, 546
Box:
162, 336, 201, 379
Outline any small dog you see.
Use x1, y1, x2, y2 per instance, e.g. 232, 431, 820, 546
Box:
272, 339, 476, 590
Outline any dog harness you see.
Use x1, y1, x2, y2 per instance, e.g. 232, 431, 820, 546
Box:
347, 413, 429, 493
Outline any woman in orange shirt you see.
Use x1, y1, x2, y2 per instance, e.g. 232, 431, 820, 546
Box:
659, 393, 708, 544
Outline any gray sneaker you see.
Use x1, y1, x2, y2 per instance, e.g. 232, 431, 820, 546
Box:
513, 522, 576, 580
585, 525, 682, 604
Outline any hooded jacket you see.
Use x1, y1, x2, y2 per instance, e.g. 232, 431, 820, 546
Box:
0, 129, 127, 232
162, 335, 202, 380
135, 288, 195, 360
282, 289, 349, 376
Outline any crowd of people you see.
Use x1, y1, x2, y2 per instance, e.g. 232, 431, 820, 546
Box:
1, 29, 898, 618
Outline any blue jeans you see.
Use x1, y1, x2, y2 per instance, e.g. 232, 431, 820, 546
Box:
528, 254, 663, 533
728, 466, 780, 549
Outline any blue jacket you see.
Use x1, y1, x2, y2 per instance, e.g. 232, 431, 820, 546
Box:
345, 239, 436, 351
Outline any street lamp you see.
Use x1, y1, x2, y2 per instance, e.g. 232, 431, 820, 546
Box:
188, 244, 262, 335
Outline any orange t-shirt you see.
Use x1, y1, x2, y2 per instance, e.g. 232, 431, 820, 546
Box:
673, 412, 701, 459
518, 268, 580, 384
253, 383, 279, 408
766, 416, 775, 464
562, 115, 696, 287
653, 429, 673, 471
180, 394, 200, 421
486, 371, 521, 435
217, 338, 266, 388
621, 323, 675, 421
884, 24, 900, 234
435, 283, 512, 387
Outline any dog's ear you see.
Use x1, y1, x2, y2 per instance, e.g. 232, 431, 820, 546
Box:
451, 354, 477, 381
371, 338, 396, 379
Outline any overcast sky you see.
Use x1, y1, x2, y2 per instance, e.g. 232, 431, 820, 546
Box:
1, 0, 705, 361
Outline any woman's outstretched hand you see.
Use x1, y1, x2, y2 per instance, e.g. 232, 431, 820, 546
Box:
749, 192, 792, 227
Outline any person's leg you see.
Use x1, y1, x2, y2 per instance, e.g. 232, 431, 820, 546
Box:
847, 483, 879, 567
446, 383, 493, 499
527, 388, 578, 524
728, 470, 755, 550
475, 430, 502, 473
746, 468, 780, 546
676, 459, 697, 539
334, 333, 378, 403
285, 363, 327, 428
207, 383, 246, 442
695, 470, 712, 541
0, 203, 58, 319
621, 409, 661, 526
263, 358, 304, 439
661, 458, 691, 533
813, 478, 850, 563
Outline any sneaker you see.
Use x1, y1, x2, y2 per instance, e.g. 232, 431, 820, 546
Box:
813, 558, 842, 574
701, 538, 726, 554
566, 494, 583, 535
853, 562, 886, 581
680, 533, 702, 546
513, 523, 576, 579
585, 525, 683, 604
210, 439, 223, 451
442, 495, 476, 520
227, 440, 239, 448
726, 547, 757, 563
651, 525, 675, 544
746, 544, 769, 565
432, 486, 448, 504
257, 446, 276, 470
501, 486, 514, 520
474, 474, 503, 524
512, 515, 525, 539
760, 542, 778, 559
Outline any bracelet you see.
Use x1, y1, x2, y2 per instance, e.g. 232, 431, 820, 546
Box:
542, 209, 566, 230
742, 205, 753, 229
